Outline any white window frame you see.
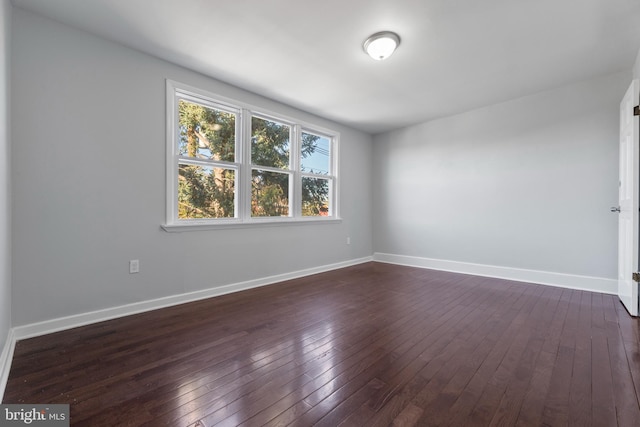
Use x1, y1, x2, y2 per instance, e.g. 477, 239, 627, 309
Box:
163, 80, 340, 231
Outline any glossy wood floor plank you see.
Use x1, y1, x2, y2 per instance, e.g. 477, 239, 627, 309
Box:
3, 262, 640, 426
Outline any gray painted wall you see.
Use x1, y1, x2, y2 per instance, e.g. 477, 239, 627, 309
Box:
0, 0, 11, 353
635, 48, 640, 80
11, 8, 373, 327
373, 71, 630, 279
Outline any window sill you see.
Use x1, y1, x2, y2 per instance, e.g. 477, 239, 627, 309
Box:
161, 217, 342, 232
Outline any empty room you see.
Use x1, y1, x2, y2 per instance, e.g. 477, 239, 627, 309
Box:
1, 0, 640, 426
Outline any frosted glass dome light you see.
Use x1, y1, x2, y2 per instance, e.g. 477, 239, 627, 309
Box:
363, 31, 400, 60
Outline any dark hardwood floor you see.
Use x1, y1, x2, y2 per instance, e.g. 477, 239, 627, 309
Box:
3, 262, 640, 426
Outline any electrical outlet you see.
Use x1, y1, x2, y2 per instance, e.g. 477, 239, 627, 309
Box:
347, 237, 351, 245
129, 259, 140, 274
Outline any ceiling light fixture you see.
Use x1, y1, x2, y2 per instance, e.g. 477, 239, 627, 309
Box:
363, 31, 401, 61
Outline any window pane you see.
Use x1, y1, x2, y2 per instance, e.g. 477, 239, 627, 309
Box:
301, 132, 330, 175
252, 169, 289, 217
178, 99, 235, 162
178, 164, 235, 219
302, 177, 330, 217
251, 117, 290, 169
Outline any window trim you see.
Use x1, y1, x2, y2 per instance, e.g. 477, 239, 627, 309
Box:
163, 79, 340, 231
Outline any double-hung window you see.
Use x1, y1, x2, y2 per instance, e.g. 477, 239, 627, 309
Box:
164, 80, 339, 230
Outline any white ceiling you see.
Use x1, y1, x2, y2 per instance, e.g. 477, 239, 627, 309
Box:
11, 0, 640, 134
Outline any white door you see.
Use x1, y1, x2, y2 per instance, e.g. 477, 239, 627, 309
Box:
617, 79, 639, 317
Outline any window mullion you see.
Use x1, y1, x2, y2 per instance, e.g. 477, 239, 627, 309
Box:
292, 124, 302, 218
240, 108, 252, 222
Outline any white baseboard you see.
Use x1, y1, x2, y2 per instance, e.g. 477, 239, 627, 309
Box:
373, 252, 617, 295
0, 328, 16, 400
12, 256, 372, 342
